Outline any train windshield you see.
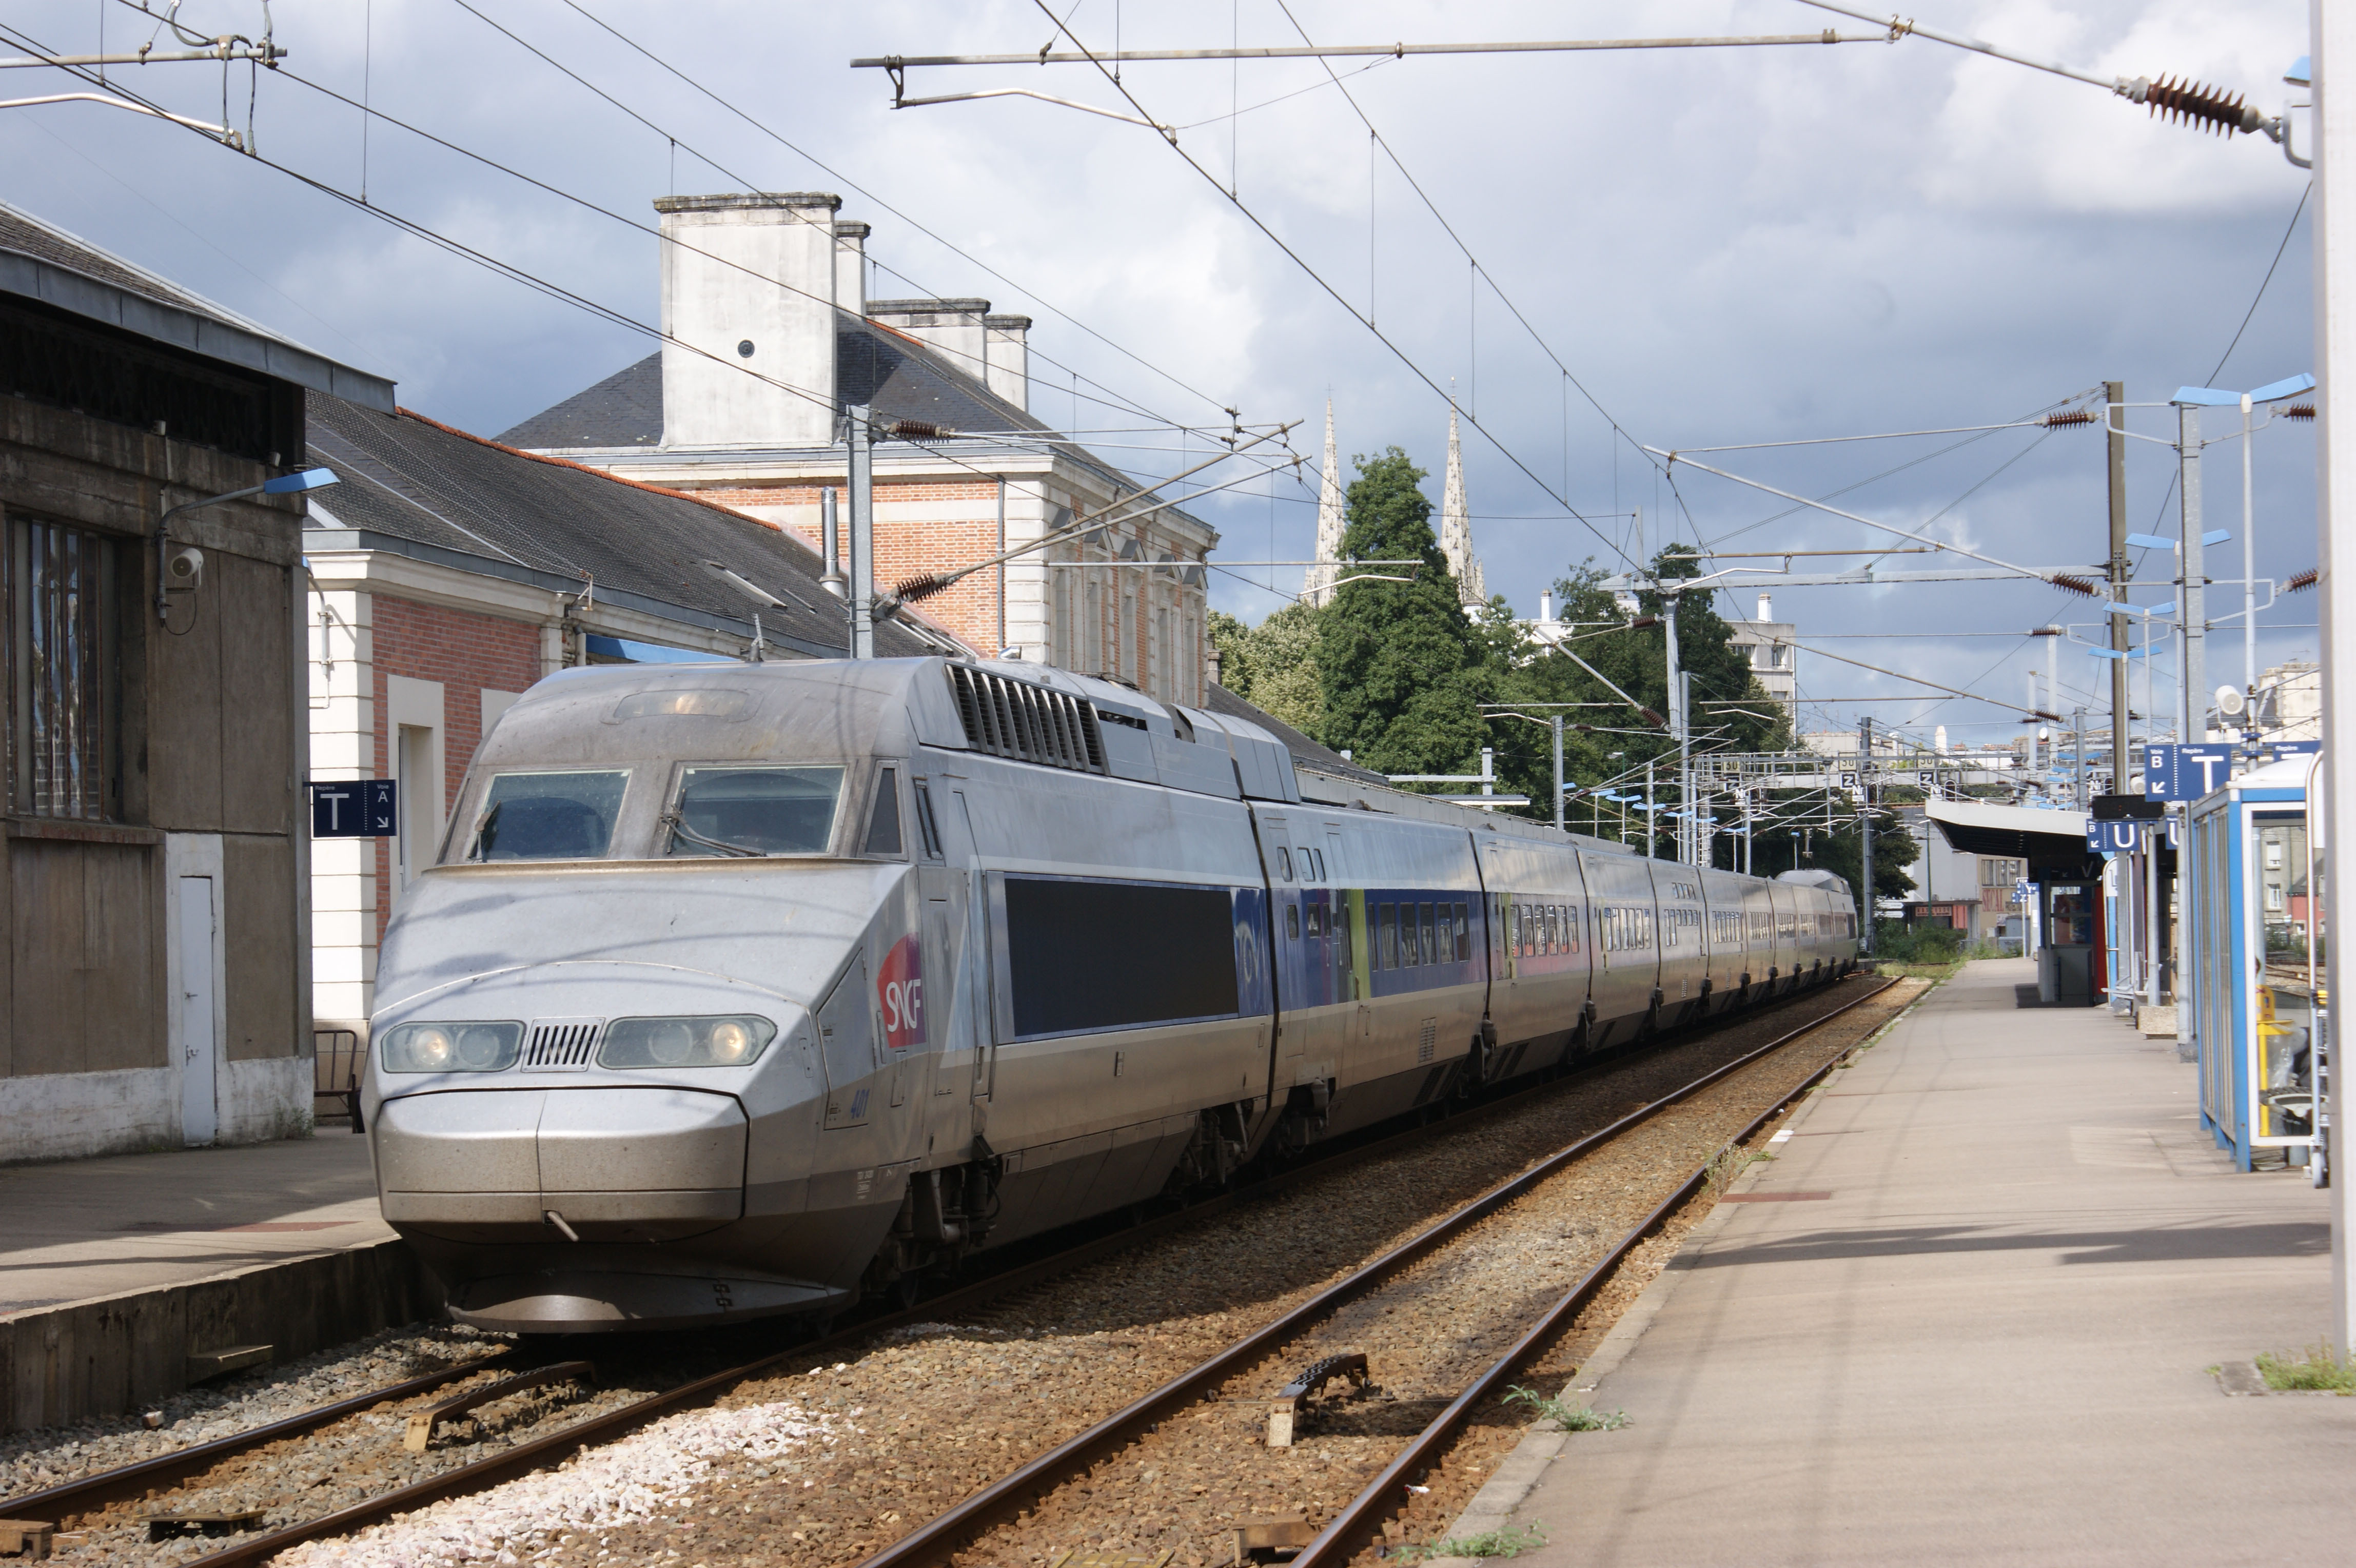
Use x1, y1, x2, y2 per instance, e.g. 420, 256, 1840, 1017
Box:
665, 766, 844, 857
468, 770, 630, 860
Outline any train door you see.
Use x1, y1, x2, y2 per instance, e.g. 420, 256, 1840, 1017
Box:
915, 777, 973, 1158
953, 790, 995, 1107
817, 953, 875, 1130
1256, 814, 1306, 1071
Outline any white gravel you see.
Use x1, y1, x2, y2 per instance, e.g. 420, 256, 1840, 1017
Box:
274, 1396, 852, 1566
0, 1324, 503, 1501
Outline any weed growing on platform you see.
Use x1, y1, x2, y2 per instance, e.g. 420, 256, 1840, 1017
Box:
1398, 1523, 1549, 1560
1704, 1145, 1762, 1201
1504, 1385, 1629, 1430
2255, 1342, 2356, 1392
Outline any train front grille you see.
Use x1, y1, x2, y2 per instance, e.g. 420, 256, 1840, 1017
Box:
523, 1018, 603, 1071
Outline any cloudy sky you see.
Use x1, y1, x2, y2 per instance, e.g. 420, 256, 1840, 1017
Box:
0, 0, 2316, 743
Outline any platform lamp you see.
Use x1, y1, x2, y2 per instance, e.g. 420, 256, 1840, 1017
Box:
157, 466, 338, 620
2168, 372, 2314, 763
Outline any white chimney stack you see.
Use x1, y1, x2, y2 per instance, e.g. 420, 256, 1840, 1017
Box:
1757, 592, 1773, 623
833, 220, 869, 317
984, 313, 1031, 410
1539, 589, 1555, 623
869, 297, 990, 385
655, 192, 839, 449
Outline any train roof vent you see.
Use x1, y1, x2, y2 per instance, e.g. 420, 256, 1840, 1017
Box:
945, 664, 1108, 774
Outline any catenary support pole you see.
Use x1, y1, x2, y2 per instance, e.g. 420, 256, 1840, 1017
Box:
1550, 715, 1564, 832
2181, 405, 2206, 742
2310, 0, 2353, 1359
2243, 390, 2260, 764
1663, 593, 1686, 863
2108, 381, 2132, 794
1644, 756, 1656, 859
1859, 716, 1875, 955
848, 406, 875, 659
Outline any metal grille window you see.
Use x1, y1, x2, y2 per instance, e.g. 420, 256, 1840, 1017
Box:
9, 516, 120, 819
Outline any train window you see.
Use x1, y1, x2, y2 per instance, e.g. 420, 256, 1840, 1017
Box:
1569, 905, 1582, 952
1277, 846, 1294, 881
664, 766, 845, 858
1455, 903, 1471, 961
1542, 906, 1555, 955
862, 768, 905, 856
913, 782, 943, 858
1286, 904, 1301, 940
469, 770, 630, 861
1379, 904, 1399, 970
1419, 903, 1437, 967
1003, 877, 1238, 1037
1311, 848, 1327, 880
1436, 905, 1455, 963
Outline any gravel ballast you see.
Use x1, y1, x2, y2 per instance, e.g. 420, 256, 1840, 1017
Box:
228, 978, 1912, 1568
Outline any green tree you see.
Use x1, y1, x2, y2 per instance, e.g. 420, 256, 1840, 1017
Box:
1209, 602, 1326, 738
1316, 447, 1491, 777
1485, 551, 1791, 848
1733, 800, 1917, 923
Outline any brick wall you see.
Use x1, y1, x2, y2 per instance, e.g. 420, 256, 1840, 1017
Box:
370, 596, 542, 941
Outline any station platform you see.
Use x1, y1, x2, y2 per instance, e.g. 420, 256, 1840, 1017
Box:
0, 1133, 391, 1316
0, 1134, 437, 1435
1452, 956, 2349, 1566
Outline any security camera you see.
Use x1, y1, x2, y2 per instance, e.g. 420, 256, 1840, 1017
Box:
166, 544, 204, 593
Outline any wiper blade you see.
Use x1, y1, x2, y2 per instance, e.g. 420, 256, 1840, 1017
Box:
659, 811, 768, 858
466, 800, 502, 860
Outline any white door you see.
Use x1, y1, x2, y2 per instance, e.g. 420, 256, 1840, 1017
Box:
178, 875, 218, 1146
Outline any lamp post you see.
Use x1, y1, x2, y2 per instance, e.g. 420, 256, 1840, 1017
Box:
2169, 373, 2314, 759
158, 466, 338, 620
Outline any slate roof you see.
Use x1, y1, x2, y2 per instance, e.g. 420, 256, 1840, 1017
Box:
304, 390, 948, 660
0, 198, 396, 410
1204, 682, 1385, 787
498, 316, 1058, 451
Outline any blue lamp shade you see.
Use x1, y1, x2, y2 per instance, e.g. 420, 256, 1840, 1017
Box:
263, 466, 340, 495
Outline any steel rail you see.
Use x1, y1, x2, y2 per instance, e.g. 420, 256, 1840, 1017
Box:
1, 1353, 509, 1523
161, 978, 1875, 1566
1291, 977, 1906, 1568
849, 974, 1898, 1568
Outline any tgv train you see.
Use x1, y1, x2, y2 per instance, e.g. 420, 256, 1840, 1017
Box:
361, 657, 1858, 1332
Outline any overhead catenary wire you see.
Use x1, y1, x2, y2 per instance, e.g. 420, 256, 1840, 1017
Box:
547, 0, 1245, 436
1022, 0, 1644, 573
418, 0, 1216, 447
0, 19, 1248, 553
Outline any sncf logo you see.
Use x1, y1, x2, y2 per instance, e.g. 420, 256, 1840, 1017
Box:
878, 933, 926, 1051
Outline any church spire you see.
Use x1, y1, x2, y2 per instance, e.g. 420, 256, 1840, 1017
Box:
1438, 402, 1485, 605
1302, 399, 1345, 607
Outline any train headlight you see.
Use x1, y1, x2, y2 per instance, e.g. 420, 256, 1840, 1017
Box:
380, 1021, 521, 1073
598, 1015, 777, 1069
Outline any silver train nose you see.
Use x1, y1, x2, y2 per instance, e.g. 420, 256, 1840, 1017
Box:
376, 1085, 748, 1239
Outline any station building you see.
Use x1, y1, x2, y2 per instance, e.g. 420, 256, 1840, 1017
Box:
299, 394, 966, 1074
0, 201, 390, 1161
498, 192, 1218, 707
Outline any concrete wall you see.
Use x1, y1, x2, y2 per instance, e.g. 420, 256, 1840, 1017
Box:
657, 193, 839, 450
0, 393, 310, 1159
0, 1238, 442, 1435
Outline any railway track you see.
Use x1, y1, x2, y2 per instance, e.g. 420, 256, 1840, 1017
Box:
2, 977, 1905, 1567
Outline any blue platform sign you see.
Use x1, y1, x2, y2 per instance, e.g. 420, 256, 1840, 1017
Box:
2086, 815, 2181, 855
310, 779, 397, 838
2144, 743, 2235, 801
